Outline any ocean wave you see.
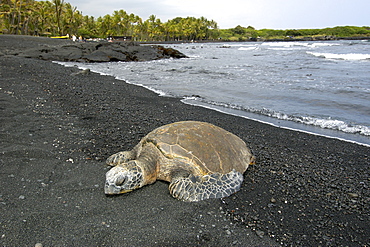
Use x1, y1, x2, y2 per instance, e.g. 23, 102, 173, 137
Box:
293, 117, 370, 135
266, 111, 370, 136
222, 41, 343, 52
186, 97, 370, 136
225, 44, 256, 47
267, 47, 302, 51
238, 47, 258, 51
261, 41, 340, 48
307, 52, 370, 60
261, 42, 308, 47
236, 41, 342, 51
308, 42, 341, 47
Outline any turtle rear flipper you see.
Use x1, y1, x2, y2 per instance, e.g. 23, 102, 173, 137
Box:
169, 170, 243, 202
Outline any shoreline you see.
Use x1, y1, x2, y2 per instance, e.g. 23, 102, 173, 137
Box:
59, 57, 370, 148
181, 98, 370, 148
1, 35, 369, 246
139, 36, 370, 44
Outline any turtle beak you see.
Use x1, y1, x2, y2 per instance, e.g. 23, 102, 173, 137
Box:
104, 183, 121, 194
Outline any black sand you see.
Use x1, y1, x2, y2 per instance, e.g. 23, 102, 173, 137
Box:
1, 35, 369, 246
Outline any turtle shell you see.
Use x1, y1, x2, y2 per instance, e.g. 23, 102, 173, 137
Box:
144, 121, 252, 175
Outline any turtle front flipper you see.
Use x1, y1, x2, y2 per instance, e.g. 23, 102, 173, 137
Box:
169, 170, 244, 202
106, 151, 137, 166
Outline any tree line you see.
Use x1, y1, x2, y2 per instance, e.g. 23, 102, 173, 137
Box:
220, 25, 370, 41
0, 0, 219, 41
1, 0, 369, 41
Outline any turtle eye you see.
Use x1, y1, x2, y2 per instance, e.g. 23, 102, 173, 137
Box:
115, 175, 126, 186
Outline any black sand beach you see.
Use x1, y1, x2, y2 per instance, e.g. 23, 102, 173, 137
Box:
1, 35, 369, 246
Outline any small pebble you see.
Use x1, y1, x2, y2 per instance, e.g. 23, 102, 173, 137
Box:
347, 193, 359, 198
19, 195, 25, 200
35, 243, 43, 247
256, 230, 265, 238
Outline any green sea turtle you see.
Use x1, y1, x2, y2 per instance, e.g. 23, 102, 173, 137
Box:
104, 121, 255, 202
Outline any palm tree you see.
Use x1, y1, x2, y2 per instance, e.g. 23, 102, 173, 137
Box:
0, 1, 220, 40
32, 1, 53, 36
144, 14, 163, 41
112, 10, 126, 35
79, 15, 97, 37
62, 2, 82, 35
52, 0, 64, 35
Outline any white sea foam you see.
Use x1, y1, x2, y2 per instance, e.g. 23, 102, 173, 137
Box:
288, 116, 370, 136
308, 42, 341, 47
181, 98, 370, 147
265, 110, 370, 136
264, 42, 312, 48
307, 52, 370, 60
261, 41, 341, 48
186, 98, 370, 137
130, 82, 168, 96
226, 44, 256, 47
238, 47, 257, 51
267, 47, 299, 51
260, 42, 342, 51
261, 42, 307, 47
266, 109, 370, 136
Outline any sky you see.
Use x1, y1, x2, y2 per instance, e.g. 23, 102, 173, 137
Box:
66, 0, 369, 29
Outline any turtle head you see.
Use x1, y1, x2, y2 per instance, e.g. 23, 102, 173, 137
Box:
104, 161, 144, 195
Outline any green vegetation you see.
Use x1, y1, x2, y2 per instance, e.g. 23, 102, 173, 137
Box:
1, 0, 369, 41
0, 0, 218, 40
220, 25, 370, 41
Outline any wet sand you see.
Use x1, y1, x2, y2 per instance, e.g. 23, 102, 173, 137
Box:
1, 35, 369, 246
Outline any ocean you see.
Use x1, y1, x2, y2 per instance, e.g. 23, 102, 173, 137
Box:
60, 40, 370, 146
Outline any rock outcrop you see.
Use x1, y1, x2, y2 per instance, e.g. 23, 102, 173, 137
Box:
6, 40, 187, 62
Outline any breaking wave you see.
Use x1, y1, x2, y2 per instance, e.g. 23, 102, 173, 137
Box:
307, 52, 370, 60
184, 97, 370, 137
